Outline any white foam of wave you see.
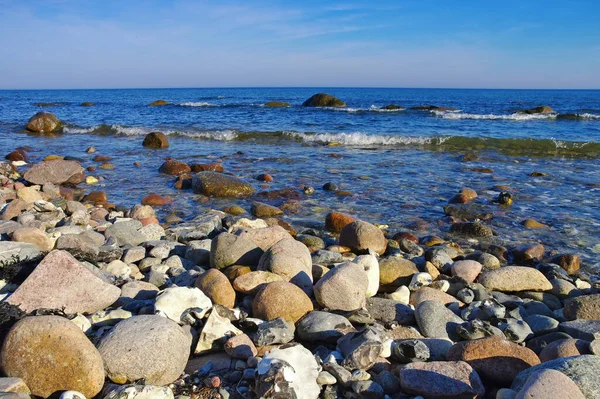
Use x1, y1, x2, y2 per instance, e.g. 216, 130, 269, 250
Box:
579, 113, 600, 119
111, 125, 152, 136
179, 102, 213, 107
433, 111, 557, 120
284, 131, 438, 146
328, 105, 406, 113
63, 126, 98, 134
177, 130, 239, 141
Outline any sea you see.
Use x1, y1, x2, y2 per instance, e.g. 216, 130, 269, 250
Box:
0, 88, 599, 270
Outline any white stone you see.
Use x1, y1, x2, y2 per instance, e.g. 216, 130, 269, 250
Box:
409, 272, 433, 291
71, 313, 92, 333
154, 287, 212, 324
575, 279, 592, 289
228, 217, 268, 231
257, 344, 321, 399
60, 391, 87, 399
90, 308, 133, 327
353, 250, 380, 298
317, 371, 337, 385
105, 260, 131, 279
386, 285, 410, 304
102, 384, 174, 399
195, 309, 242, 354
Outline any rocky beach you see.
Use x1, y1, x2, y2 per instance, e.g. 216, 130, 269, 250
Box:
0, 90, 599, 399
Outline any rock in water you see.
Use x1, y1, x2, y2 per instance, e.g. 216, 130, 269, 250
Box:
1, 316, 104, 398
23, 160, 85, 185
148, 100, 169, 106
518, 105, 554, 114
399, 361, 485, 399
7, 250, 120, 314
98, 315, 191, 385
26, 112, 61, 133
252, 281, 313, 322
192, 171, 255, 197
479, 266, 552, 292
142, 132, 169, 148
265, 101, 291, 107
257, 238, 313, 293
339, 220, 387, 255
255, 344, 321, 399
302, 93, 346, 107
314, 262, 369, 311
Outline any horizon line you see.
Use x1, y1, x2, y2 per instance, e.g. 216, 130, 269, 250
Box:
1, 86, 600, 91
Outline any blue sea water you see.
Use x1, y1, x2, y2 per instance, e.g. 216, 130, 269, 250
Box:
1, 88, 599, 269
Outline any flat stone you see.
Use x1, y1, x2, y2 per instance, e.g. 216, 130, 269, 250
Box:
365, 297, 414, 324
399, 360, 485, 399
7, 250, 120, 314
479, 266, 552, 292
154, 287, 212, 324
1, 316, 104, 398
234, 225, 292, 251
23, 161, 84, 185
559, 320, 600, 341
0, 241, 41, 267
447, 336, 540, 385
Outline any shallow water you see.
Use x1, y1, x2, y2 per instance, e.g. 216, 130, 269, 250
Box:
0, 88, 599, 270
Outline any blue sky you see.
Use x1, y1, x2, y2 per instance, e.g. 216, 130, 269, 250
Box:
1, 0, 599, 89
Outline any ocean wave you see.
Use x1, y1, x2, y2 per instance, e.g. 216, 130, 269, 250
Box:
327, 105, 406, 113
578, 113, 600, 119
283, 131, 435, 145
57, 124, 600, 156
179, 102, 213, 107
432, 111, 557, 120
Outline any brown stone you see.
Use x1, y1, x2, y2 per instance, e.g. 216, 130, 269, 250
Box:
5, 150, 28, 162
552, 254, 580, 274
158, 159, 191, 175
7, 250, 121, 314
222, 265, 252, 281
478, 266, 552, 292
142, 132, 169, 148
192, 172, 254, 198
148, 100, 169, 106
251, 202, 283, 218
563, 294, 600, 320
539, 339, 591, 362
194, 269, 236, 308
392, 231, 419, 244
252, 281, 313, 322
233, 271, 284, 295
512, 244, 545, 263
224, 334, 257, 360
339, 220, 387, 255
378, 257, 418, 290
25, 112, 61, 133
11, 228, 52, 252
522, 219, 549, 229
324, 211, 357, 233
141, 193, 172, 206
447, 336, 540, 385
256, 173, 273, 182
83, 190, 107, 203
449, 188, 477, 204
1, 200, 30, 221
190, 163, 224, 173
1, 316, 104, 398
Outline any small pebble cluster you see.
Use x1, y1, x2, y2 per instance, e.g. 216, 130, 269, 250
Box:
0, 113, 598, 399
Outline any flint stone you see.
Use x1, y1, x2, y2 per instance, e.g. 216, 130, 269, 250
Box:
296, 311, 353, 343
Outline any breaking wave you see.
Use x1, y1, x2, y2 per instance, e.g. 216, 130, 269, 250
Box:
56, 124, 600, 156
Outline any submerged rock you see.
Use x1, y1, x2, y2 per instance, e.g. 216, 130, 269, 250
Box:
23, 160, 85, 185
518, 105, 554, 114
192, 171, 255, 198
265, 101, 290, 107
142, 132, 169, 148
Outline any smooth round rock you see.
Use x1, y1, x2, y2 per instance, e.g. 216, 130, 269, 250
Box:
1, 316, 104, 398
26, 112, 61, 133
339, 220, 387, 255
252, 281, 313, 322
98, 315, 191, 385
563, 294, 600, 321
447, 336, 540, 385
192, 171, 254, 198
515, 369, 585, 399
451, 260, 482, 283
194, 269, 236, 308
257, 238, 313, 293
314, 262, 368, 311
539, 339, 591, 362
479, 266, 552, 292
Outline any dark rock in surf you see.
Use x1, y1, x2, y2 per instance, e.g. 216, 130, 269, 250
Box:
518, 105, 554, 114
142, 132, 169, 149
302, 93, 346, 107
26, 112, 61, 133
